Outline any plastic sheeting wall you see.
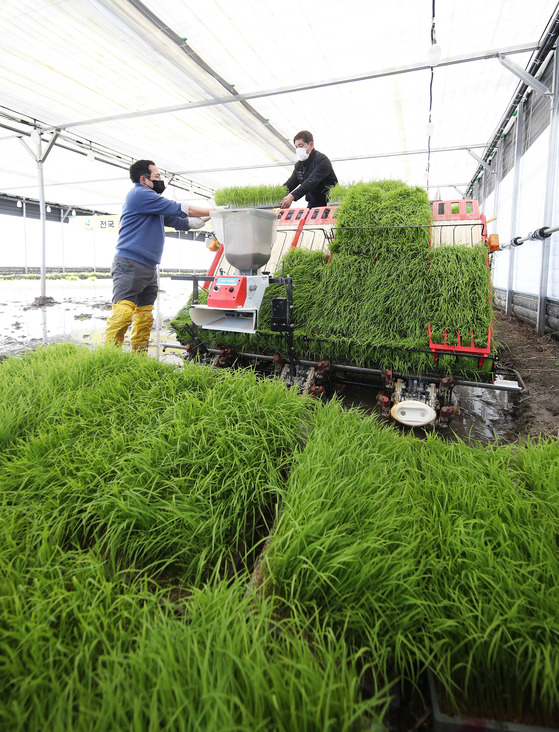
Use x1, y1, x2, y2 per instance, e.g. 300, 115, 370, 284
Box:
478, 58, 559, 320
489, 130, 559, 302
490, 133, 549, 296
0, 216, 213, 273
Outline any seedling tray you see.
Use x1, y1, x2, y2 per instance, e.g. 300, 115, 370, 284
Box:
428, 672, 559, 732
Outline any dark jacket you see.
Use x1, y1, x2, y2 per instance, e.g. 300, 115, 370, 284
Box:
284, 148, 338, 208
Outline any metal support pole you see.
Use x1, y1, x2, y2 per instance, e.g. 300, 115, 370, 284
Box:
506, 101, 524, 314
538, 45, 559, 334
60, 208, 66, 273
43, 42, 539, 134
36, 144, 47, 299
20, 130, 60, 299
493, 141, 502, 235
22, 200, 28, 275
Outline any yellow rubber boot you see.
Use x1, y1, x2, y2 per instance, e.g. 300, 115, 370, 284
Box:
104, 299, 136, 345
131, 304, 154, 352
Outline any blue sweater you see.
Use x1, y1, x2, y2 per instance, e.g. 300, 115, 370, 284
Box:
115, 183, 192, 268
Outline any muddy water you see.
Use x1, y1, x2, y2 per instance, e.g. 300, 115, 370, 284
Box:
333, 382, 517, 444
451, 384, 517, 443
0, 278, 518, 444
0, 277, 193, 365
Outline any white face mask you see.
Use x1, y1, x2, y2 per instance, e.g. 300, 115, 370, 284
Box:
296, 146, 309, 162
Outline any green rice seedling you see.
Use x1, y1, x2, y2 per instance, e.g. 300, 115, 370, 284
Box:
331, 181, 432, 257
427, 244, 493, 348
263, 401, 559, 720
0, 545, 391, 731
327, 183, 351, 203
513, 436, 559, 516
0, 345, 394, 731
258, 247, 329, 331
2, 343, 557, 725
264, 402, 433, 685
0, 344, 315, 583
306, 252, 429, 345
416, 433, 559, 720
214, 184, 288, 207
110, 584, 391, 732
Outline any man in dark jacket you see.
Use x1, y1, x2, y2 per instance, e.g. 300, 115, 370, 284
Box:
280, 130, 338, 209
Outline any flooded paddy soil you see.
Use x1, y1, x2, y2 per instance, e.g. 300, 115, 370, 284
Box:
0, 277, 558, 443
492, 309, 559, 440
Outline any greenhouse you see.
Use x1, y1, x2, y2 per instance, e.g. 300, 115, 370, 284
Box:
1, 1, 559, 731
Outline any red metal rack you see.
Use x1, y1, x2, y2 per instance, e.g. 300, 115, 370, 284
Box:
427, 323, 493, 368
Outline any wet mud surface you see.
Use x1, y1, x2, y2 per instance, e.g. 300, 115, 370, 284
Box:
1, 279, 558, 442
0, 277, 189, 366
492, 309, 559, 441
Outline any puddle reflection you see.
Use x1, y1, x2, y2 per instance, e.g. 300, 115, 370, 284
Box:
340, 382, 516, 445
0, 277, 194, 355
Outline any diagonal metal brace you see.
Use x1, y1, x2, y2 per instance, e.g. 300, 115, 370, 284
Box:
467, 148, 495, 174
498, 54, 552, 96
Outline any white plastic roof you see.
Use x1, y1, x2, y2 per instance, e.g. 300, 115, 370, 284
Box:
1, 0, 558, 213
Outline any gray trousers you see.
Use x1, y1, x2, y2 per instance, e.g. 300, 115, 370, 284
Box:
110, 256, 158, 306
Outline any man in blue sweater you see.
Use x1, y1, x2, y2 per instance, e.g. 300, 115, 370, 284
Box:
105, 159, 211, 351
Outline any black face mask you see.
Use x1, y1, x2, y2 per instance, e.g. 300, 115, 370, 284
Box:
150, 179, 166, 195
